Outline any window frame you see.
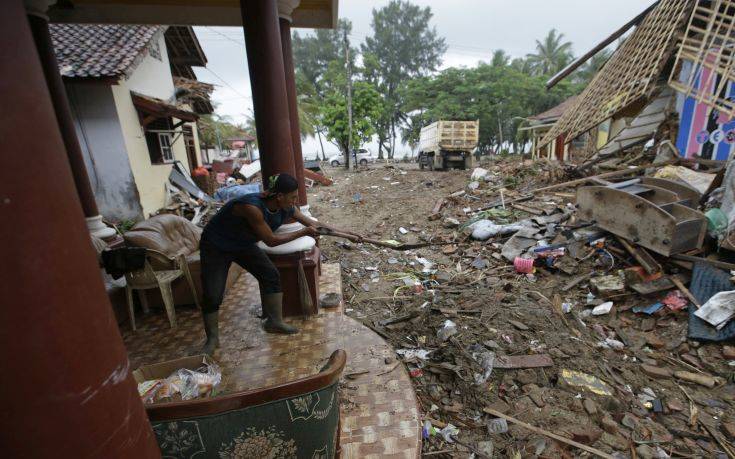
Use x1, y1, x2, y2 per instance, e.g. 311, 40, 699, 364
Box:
158, 132, 174, 163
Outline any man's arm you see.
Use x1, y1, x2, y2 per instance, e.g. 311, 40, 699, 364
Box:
232, 204, 317, 247
292, 208, 361, 239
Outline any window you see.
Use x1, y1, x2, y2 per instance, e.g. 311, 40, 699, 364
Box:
145, 117, 175, 164
158, 133, 174, 162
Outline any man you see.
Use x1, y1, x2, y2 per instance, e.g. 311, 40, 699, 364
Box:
199, 173, 350, 355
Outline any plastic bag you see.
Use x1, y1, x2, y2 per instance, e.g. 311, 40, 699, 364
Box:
138, 359, 222, 404
469, 343, 495, 384
437, 320, 458, 341
169, 361, 222, 401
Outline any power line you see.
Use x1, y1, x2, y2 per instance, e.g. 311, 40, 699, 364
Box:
201, 66, 251, 100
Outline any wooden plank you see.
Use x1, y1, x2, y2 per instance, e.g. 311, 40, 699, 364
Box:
670, 276, 701, 309
616, 236, 662, 274
482, 408, 615, 459
671, 254, 735, 271
531, 159, 677, 194
493, 354, 554, 369
428, 198, 446, 221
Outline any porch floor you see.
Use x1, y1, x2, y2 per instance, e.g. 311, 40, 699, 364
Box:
123, 263, 421, 458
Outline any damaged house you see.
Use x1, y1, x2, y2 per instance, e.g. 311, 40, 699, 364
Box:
52, 24, 214, 221
539, 0, 735, 252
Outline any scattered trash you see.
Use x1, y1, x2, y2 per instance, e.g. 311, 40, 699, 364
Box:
632, 302, 664, 315
469, 343, 495, 384
486, 418, 509, 434
513, 257, 535, 274
694, 290, 735, 329
558, 369, 614, 396
396, 349, 433, 361
471, 167, 489, 181
662, 290, 689, 311
438, 424, 460, 442
592, 301, 614, 316
437, 320, 458, 342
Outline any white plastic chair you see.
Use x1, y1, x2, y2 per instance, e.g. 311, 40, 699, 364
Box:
124, 250, 200, 331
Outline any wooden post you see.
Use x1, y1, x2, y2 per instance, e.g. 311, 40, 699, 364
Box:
240, 0, 296, 184
1, 1, 159, 455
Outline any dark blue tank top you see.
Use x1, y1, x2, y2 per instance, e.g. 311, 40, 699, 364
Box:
202, 193, 295, 251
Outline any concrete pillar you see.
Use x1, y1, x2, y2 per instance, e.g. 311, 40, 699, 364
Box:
278, 0, 307, 205
240, 0, 297, 186
1, 1, 160, 456
26, 1, 115, 239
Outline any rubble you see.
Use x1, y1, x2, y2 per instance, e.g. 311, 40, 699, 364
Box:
311, 154, 735, 457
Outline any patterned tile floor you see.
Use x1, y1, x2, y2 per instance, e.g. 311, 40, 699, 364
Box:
122, 263, 421, 458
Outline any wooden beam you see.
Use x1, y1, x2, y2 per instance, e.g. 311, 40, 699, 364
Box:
546, 0, 660, 89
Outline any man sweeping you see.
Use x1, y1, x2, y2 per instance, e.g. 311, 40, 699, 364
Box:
198, 173, 352, 355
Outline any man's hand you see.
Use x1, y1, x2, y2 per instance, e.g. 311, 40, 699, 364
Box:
300, 226, 319, 238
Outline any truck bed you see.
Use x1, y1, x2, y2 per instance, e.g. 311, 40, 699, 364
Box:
419, 120, 479, 153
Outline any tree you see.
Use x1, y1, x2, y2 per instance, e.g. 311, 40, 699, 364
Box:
574, 47, 613, 85
401, 63, 582, 155
361, 0, 447, 159
491, 50, 510, 67
319, 76, 382, 157
197, 112, 250, 151
292, 19, 356, 159
526, 29, 574, 76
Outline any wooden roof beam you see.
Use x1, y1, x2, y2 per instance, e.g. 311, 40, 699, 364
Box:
546, 0, 660, 89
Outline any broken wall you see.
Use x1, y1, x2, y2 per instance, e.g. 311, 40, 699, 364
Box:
67, 81, 144, 221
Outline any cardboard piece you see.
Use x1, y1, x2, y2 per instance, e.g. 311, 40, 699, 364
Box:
133, 354, 215, 383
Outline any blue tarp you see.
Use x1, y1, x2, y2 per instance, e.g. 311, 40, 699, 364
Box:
688, 262, 735, 342
214, 183, 262, 202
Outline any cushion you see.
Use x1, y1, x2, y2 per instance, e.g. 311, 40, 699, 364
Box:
258, 236, 316, 255
124, 214, 201, 258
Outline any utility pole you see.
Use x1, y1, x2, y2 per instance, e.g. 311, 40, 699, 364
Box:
343, 28, 353, 170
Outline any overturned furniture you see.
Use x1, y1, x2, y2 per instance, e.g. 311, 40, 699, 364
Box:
577, 177, 706, 256
147, 350, 346, 458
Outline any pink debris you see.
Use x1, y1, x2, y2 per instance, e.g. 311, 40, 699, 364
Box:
663, 290, 688, 311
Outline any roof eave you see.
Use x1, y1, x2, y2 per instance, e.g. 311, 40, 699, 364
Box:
49, 1, 339, 29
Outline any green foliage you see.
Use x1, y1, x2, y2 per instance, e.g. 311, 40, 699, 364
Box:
319, 70, 383, 157
361, 0, 447, 158
400, 63, 582, 153
573, 47, 613, 85
198, 112, 252, 149
525, 29, 574, 76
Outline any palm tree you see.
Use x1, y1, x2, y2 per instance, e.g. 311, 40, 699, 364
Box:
526, 29, 574, 76
575, 47, 613, 85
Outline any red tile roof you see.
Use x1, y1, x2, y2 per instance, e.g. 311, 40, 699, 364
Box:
49, 24, 162, 78
528, 95, 579, 123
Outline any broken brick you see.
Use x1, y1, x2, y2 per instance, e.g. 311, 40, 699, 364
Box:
640, 364, 673, 379
600, 416, 619, 434
567, 425, 602, 444
601, 432, 629, 451
583, 398, 598, 416
723, 345, 735, 360
644, 333, 665, 349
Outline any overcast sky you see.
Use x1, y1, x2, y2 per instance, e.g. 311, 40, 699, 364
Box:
193, 0, 657, 159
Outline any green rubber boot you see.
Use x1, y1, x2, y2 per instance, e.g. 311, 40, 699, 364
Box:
263, 293, 298, 334
201, 312, 220, 355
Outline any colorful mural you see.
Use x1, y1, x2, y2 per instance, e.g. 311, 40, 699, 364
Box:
675, 59, 735, 161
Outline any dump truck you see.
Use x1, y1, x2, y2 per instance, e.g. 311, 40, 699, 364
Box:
418, 120, 479, 170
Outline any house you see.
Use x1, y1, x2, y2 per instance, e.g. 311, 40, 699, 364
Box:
523, 95, 579, 161
51, 24, 213, 221
541, 0, 735, 164
225, 135, 256, 162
